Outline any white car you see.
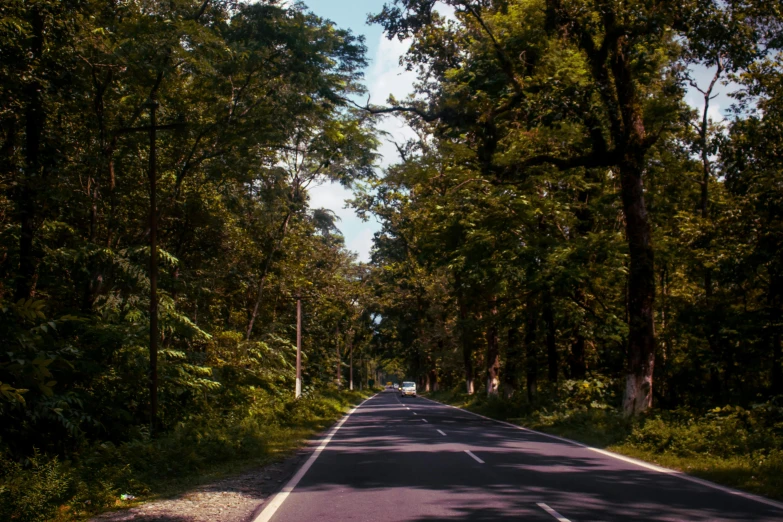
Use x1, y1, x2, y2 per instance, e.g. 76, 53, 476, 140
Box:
393, 383, 399, 390
400, 381, 417, 398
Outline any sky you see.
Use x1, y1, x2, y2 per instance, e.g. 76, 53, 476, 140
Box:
301, 1, 736, 263
305, 0, 417, 263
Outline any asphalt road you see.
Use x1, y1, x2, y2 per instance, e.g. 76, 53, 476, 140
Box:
255, 390, 783, 521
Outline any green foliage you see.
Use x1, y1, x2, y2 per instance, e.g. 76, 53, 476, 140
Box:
0, 451, 72, 522
0, 389, 371, 521
0, 0, 381, 519
430, 389, 783, 499
365, 0, 783, 424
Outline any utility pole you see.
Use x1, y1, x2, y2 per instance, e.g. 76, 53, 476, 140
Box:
146, 95, 159, 435
296, 295, 302, 398
115, 95, 182, 436
349, 328, 354, 391
336, 325, 341, 389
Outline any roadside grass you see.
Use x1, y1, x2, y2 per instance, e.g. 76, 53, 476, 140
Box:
0, 389, 376, 522
424, 389, 783, 502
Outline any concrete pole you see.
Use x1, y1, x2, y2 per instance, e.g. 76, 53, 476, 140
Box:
295, 297, 302, 398
349, 329, 354, 391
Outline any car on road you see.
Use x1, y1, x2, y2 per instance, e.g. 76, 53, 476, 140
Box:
400, 381, 416, 398
392, 383, 399, 390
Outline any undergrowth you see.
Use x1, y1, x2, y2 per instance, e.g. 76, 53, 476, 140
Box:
426, 384, 783, 501
0, 389, 373, 522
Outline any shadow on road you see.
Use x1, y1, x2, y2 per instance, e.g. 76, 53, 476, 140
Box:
278, 392, 782, 521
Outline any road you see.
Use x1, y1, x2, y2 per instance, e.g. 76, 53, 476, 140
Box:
255, 390, 783, 521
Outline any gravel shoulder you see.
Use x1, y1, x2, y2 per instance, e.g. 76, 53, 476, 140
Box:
90, 444, 312, 522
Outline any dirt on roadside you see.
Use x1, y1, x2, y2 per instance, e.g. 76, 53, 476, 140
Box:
90, 446, 311, 522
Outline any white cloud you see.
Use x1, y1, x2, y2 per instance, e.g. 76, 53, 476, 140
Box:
307, 180, 378, 263
684, 63, 741, 124
368, 34, 419, 167
309, 28, 420, 262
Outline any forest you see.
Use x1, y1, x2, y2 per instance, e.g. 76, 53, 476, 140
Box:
1, 0, 783, 520
361, 0, 783, 504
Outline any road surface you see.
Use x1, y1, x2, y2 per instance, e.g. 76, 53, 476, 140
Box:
255, 390, 783, 521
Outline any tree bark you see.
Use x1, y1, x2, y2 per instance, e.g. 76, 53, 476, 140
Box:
525, 303, 538, 403
147, 95, 160, 435
770, 278, 782, 396
486, 298, 500, 395
246, 210, 292, 340
544, 295, 558, 383
456, 274, 475, 394
348, 328, 354, 391
619, 152, 656, 416
544, 0, 657, 415
570, 333, 586, 379
698, 63, 726, 402
335, 325, 341, 389
504, 326, 521, 398
16, 8, 45, 301
772, 325, 782, 396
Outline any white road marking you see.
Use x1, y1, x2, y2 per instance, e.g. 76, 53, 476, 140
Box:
437, 429, 447, 436
413, 412, 417, 415
421, 419, 428, 423
464, 450, 484, 464
420, 397, 783, 512
537, 503, 570, 522
252, 394, 377, 522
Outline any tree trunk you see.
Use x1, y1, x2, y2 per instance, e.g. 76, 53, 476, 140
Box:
147, 95, 160, 434
525, 304, 538, 403
457, 275, 475, 394
246, 211, 292, 340
772, 326, 782, 396
619, 152, 656, 416
504, 326, 520, 398
16, 8, 45, 301
335, 325, 341, 389
544, 295, 558, 383
570, 333, 586, 380
486, 298, 500, 395
348, 328, 353, 391
771, 278, 782, 396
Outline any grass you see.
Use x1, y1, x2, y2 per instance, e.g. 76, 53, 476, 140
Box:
424, 389, 783, 502
1, 388, 377, 522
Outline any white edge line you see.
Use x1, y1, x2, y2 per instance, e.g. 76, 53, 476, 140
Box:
420, 397, 783, 512
464, 449, 484, 464
413, 412, 417, 415
421, 419, 428, 423
437, 429, 447, 436
252, 393, 377, 522
537, 502, 570, 522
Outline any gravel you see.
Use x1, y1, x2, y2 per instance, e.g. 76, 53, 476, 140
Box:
90, 447, 310, 522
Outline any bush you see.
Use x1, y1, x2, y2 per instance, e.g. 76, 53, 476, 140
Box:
0, 389, 371, 521
0, 451, 72, 522
425, 390, 783, 499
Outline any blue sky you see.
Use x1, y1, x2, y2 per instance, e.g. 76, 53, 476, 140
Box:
304, 0, 416, 263
302, 1, 735, 263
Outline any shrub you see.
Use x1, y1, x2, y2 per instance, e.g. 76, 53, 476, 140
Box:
0, 450, 73, 522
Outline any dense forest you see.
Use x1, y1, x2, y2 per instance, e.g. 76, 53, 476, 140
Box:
365, 0, 783, 412
1, 1, 380, 519
2, 0, 783, 519
360, 0, 783, 501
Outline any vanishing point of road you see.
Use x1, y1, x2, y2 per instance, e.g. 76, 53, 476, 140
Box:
254, 390, 783, 521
